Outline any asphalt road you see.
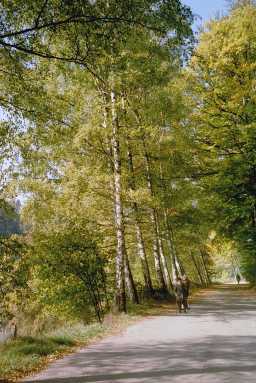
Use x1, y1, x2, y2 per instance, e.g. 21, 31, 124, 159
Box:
23, 285, 256, 383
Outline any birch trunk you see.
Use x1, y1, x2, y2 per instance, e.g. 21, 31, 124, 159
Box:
135, 222, 154, 295
143, 138, 167, 292
156, 217, 172, 290
168, 225, 186, 276
200, 249, 211, 285
158, 158, 179, 285
190, 251, 205, 286
159, 237, 172, 290
126, 140, 154, 296
103, 91, 139, 307
150, 209, 167, 291
129, 106, 167, 292
169, 244, 179, 281
163, 209, 179, 280
111, 89, 126, 312
176, 254, 185, 276
199, 256, 209, 286
124, 248, 139, 304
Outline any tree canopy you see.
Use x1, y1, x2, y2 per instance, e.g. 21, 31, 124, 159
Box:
0, 0, 255, 330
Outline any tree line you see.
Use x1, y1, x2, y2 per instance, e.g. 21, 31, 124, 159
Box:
0, 0, 255, 328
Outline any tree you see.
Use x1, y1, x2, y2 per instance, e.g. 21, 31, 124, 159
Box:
0, 235, 28, 326
0, 1, 193, 70
189, 2, 256, 282
0, 0, 194, 313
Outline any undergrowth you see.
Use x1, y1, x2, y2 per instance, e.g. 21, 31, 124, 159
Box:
0, 298, 180, 382
0, 322, 108, 381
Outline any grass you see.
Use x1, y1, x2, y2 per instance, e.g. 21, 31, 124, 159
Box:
0, 323, 109, 382
0, 313, 142, 382
0, 336, 67, 381
0, 293, 197, 382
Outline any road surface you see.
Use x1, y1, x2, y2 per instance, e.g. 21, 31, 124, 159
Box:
23, 285, 256, 383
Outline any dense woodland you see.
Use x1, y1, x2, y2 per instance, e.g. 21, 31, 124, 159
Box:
0, 0, 255, 330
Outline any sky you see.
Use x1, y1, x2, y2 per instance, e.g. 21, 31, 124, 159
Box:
184, 0, 228, 26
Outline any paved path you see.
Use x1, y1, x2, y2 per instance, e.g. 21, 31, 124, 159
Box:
23, 285, 256, 383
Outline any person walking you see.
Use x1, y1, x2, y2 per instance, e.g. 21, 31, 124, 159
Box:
236, 273, 241, 285
174, 278, 184, 313
182, 275, 190, 311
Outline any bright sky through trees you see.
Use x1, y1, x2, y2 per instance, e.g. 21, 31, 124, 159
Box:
184, 0, 227, 23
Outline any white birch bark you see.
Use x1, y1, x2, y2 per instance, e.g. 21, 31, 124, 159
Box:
150, 209, 167, 291
135, 221, 154, 294
126, 139, 154, 295
122, 94, 154, 296
110, 89, 126, 312
158, 234, 172, 290
124, 247, 139, 303
143, 139, 167, 291
129, 104, 167, 292
190, 251, 204, 286
200, 248, 211, 285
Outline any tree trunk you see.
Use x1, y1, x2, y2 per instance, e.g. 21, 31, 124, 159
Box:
158, 136, 184, 287
135, 222, 155, 295
190, 251, 205, 286
168, 225, 186, 276
163, 209, 179, 281
129, 106, 167, 292
200, 248, 211, 285
142, 138, 167, 292
157, 219, 173, 290
176, 254, 186, 276
126, 138, 154, 296
199, 256, 209, 286
111, 89, 126, 312
159, 238, 172, 290
150, 209, 167, 292
124, 247, 139, 304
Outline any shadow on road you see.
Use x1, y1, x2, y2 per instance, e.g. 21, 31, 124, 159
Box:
23, 285, 256, 383
22, 335, 256, 382
186, 284, 256, 322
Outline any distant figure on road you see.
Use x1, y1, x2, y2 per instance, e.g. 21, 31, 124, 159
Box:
236, 274, 241, 285
174, 277, 184, 313
182, 275, 190, 311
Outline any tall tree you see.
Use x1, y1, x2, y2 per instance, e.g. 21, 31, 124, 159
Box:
189, 2, 256, 282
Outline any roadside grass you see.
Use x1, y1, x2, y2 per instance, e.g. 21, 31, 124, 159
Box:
0, 313, 142, 382
0, 291, 200, 382
0, 323, 109, 382
0, 336, 72, 379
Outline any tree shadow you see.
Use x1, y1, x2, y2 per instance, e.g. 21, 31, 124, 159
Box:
23, 286, 256, 382
185, 284, 256, 322
23, 335, 256, 382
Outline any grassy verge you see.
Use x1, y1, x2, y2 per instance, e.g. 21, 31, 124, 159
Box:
0, 310, 148, 382
0, 291, 200, 382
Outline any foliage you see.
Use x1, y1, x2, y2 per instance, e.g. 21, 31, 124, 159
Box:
0, 322, 107, 380
0, 235, 29, 324
3, 0, 256, 348
189, 2, 256, 282
0, 200, 22, 235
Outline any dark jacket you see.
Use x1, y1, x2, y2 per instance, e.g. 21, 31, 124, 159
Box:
182, 279, 190, 298
174, 283, 183, 298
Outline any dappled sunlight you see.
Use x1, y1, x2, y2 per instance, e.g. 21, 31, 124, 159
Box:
23, 286, 256, 383
1, 1, 256, 382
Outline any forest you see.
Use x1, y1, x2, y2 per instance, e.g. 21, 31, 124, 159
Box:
0, 0, 255, 339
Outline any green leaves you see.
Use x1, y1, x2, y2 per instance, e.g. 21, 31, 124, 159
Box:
0, 0, 200, 322
0, 235, 29, 323
189, 3, 256, 282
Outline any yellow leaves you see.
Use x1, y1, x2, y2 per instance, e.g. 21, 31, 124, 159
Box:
127, 187, 152, 205
166, 207, 179, 217
190, 4, 256, 128
194, 5, 256, 78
